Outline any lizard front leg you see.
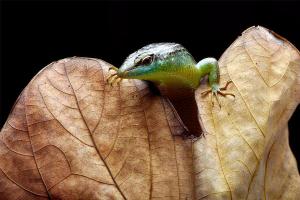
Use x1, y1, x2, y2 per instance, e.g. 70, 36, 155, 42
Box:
107, 66, 125, 86
196, 58, 235, 108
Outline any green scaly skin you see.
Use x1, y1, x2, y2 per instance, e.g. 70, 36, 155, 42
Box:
108, 43, 234, 137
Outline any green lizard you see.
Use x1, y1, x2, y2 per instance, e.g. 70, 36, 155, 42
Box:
107, 43, 234, 136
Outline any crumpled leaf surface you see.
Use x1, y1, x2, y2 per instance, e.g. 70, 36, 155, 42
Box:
0, 26, 299, 200
194, 26, 300, 199
0, 58, 193, 200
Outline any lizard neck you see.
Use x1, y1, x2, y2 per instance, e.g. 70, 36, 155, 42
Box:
152, 55, 201, 91
151, 54, 204, 136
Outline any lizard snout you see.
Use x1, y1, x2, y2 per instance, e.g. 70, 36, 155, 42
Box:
116, 69, 128, 78
117, 62, 135, 78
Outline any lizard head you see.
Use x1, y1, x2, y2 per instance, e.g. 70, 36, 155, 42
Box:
117, 43, 196, 84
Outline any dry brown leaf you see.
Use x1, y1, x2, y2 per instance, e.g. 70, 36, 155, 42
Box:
0, 57, 194, 200
0, 26, 299, 200
194, 26, 300, 199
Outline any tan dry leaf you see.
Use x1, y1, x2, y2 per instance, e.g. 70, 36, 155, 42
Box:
194, 26, 300, 199
0, 58, 194, 200
0, 26, 299, 200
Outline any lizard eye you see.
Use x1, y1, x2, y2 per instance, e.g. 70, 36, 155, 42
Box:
136, 54, 154, 66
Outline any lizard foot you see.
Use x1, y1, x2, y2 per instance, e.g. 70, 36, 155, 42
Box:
201, 80, 235, 108
108, 66, 119, 72
107, 66, 125, 86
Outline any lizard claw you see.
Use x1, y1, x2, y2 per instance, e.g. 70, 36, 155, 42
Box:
106, 66, 124, 87
108, 66, 119, 72
201, 80, 235, 108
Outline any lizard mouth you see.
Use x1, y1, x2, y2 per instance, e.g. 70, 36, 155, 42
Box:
117, 64, 140, 77
117, 69, 131, 78
118, 66, 143, 79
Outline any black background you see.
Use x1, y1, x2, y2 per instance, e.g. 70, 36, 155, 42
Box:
1, 0, 299, 166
